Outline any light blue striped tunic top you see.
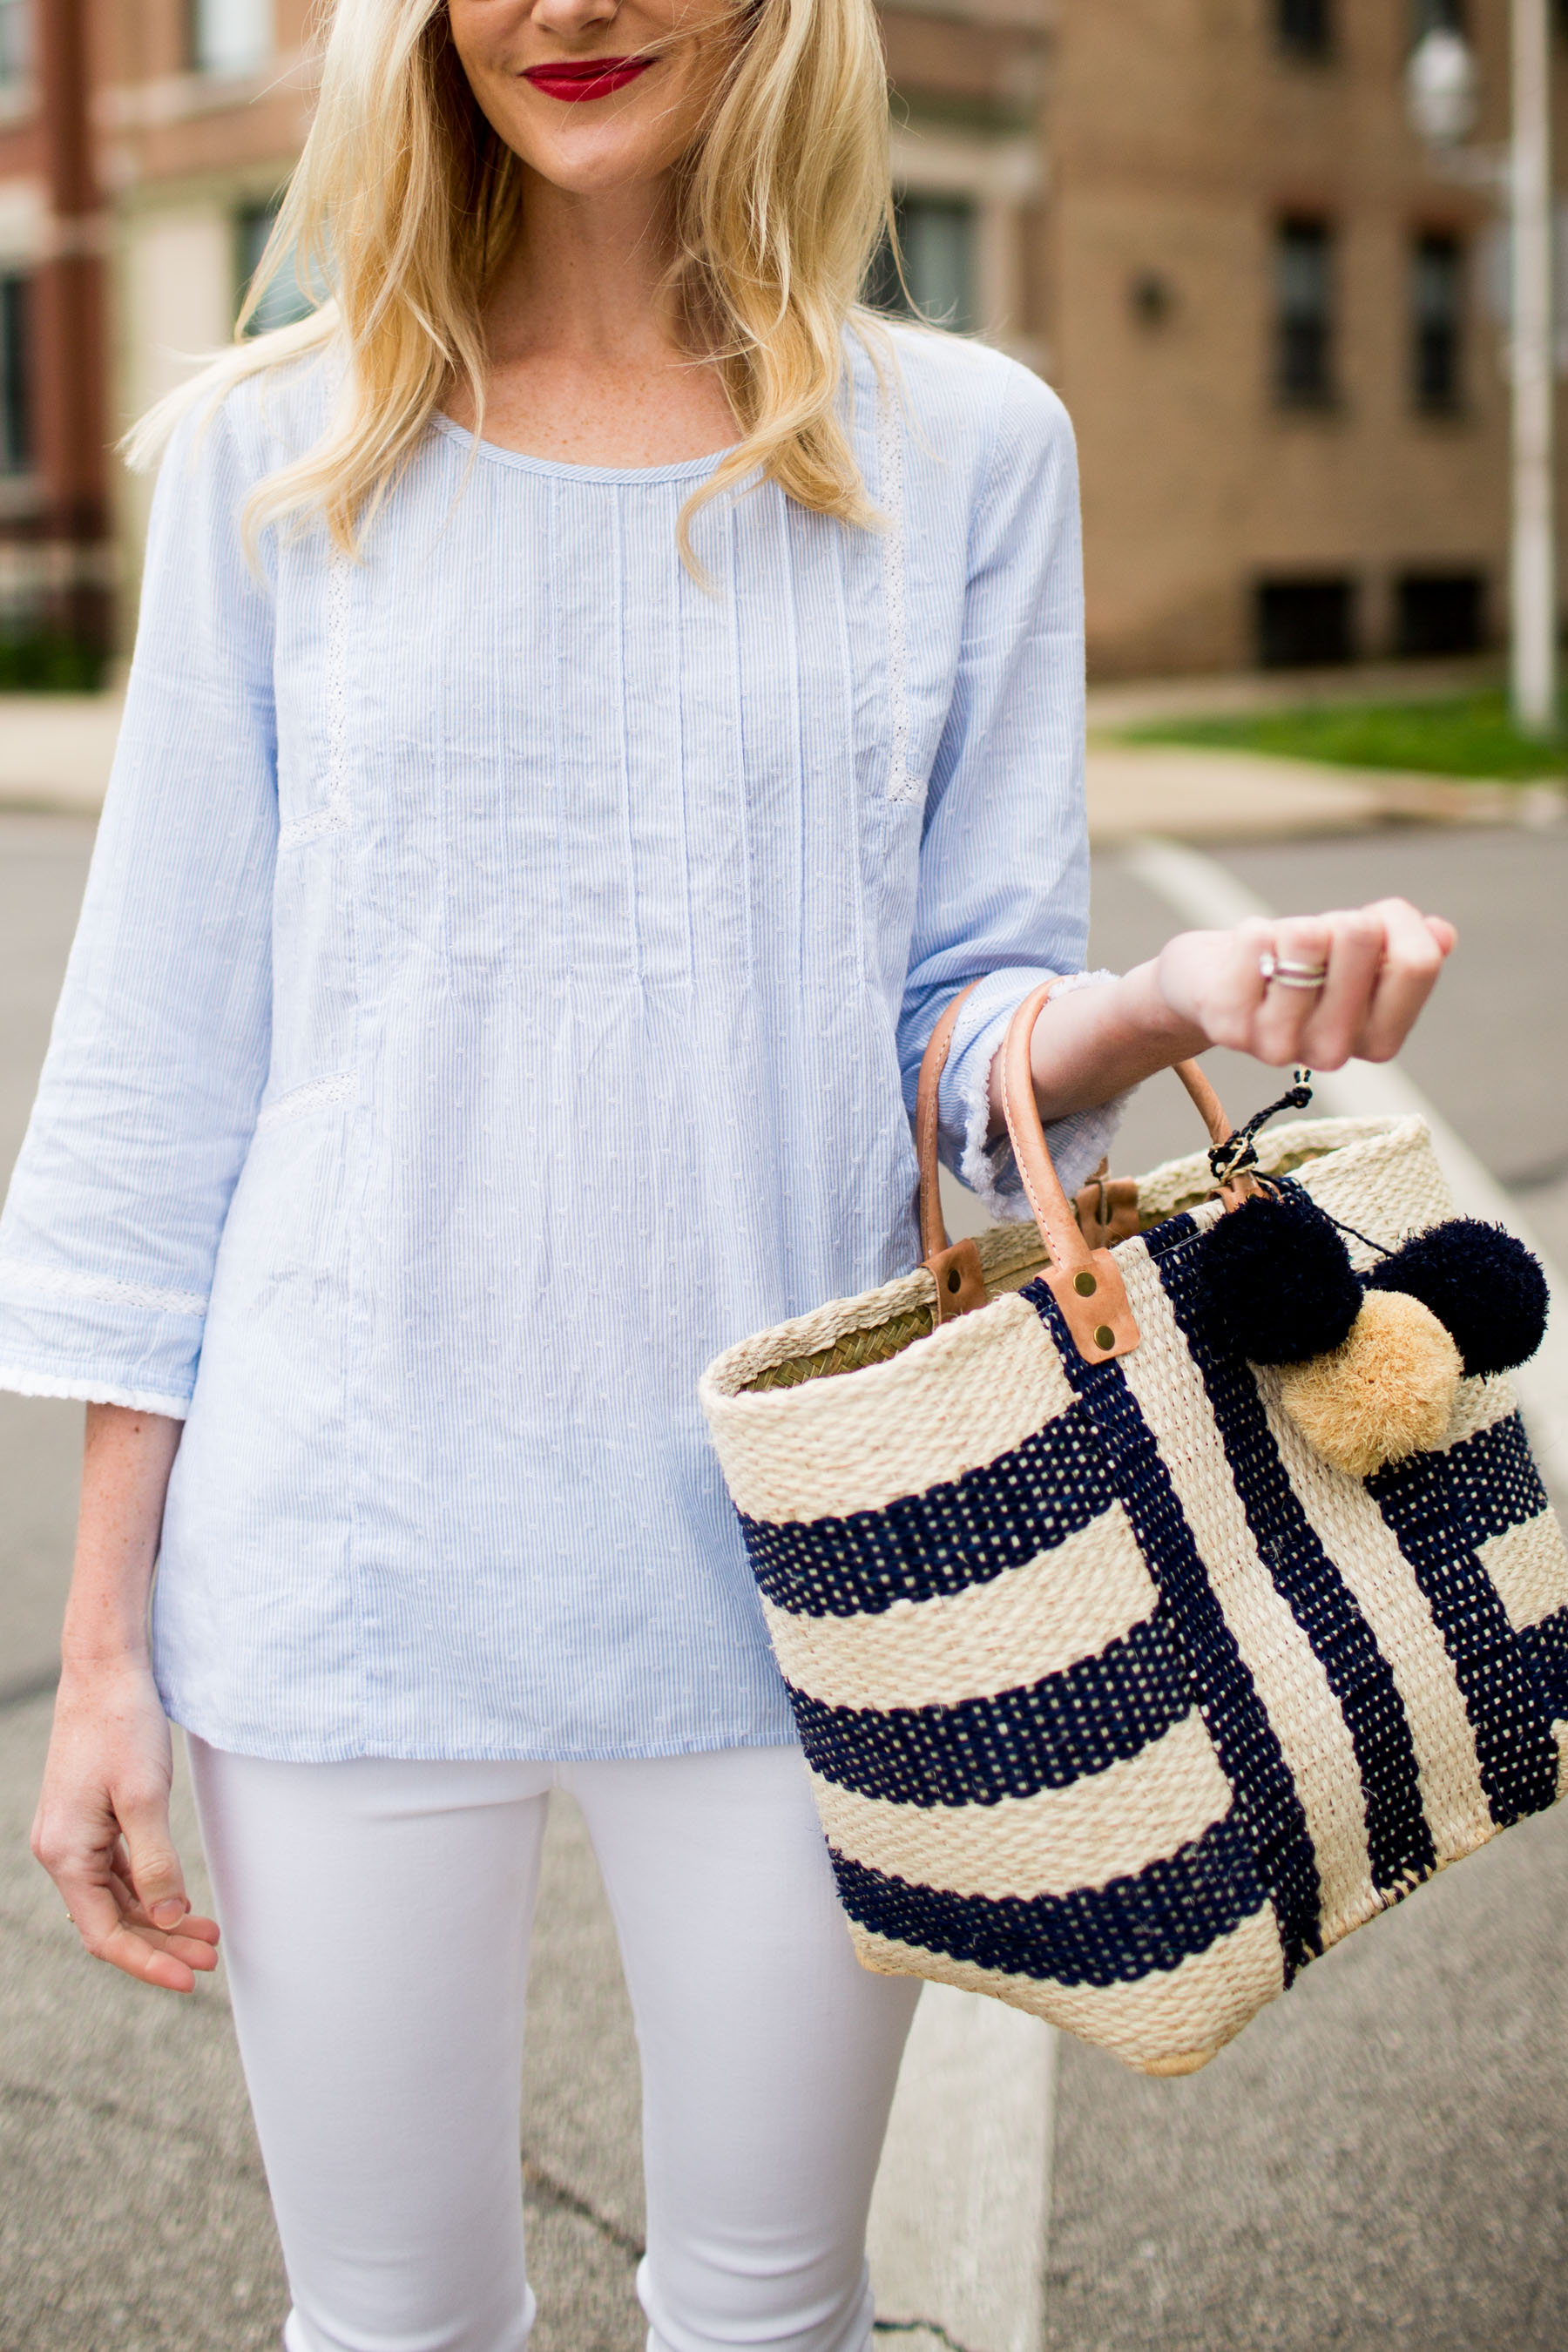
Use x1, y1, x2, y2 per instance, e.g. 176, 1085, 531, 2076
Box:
0, 323, 1119, 1762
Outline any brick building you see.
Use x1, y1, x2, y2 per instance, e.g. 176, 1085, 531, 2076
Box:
0, 0, 1561, 677
1044, 0, 1568, 674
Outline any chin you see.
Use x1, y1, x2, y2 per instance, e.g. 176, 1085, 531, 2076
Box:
504, 95, 682, 187
525, 134, 671, 195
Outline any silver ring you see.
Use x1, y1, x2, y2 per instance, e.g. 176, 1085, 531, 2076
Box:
1259, 950, 1328, 991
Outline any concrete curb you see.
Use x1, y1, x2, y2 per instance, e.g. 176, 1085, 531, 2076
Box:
869, 1986, 1056, 2352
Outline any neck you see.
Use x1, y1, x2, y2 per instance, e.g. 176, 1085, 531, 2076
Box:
483, 171, 680, 364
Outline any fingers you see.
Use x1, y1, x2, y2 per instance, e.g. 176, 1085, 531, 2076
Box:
119, 1791, 191, 1932
1295, 909, 1389, 1070
108, 1846, 220, 1956
1357, 901, 1451, 1062
1238, 900, 1453, 1068
48, 1856, 215, 1991
1252, 914, 1332, 1066
1161, 919, 1274, 1054
34, 1782, 217, 1995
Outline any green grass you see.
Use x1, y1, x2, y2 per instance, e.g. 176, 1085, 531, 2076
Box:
1121, 691, 1568, 782
0, 633, 110, 693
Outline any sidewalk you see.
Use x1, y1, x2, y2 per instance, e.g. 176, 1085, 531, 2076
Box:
0, 697, 124, 819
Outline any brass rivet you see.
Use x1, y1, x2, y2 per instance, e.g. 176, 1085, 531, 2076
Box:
1094, 1324, 1116, 1349
1073, 1270, 1098, 1296
947, 1267, 962, 1294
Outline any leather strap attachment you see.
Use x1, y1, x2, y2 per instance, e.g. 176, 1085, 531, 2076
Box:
1000, 983, 1140, 1364
1073, 1166, 1141, 1252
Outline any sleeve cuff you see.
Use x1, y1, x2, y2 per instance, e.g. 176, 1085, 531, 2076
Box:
0, 1364, 191, 1418
0, 1262, 204, 1418
940, 968, 1134, 1223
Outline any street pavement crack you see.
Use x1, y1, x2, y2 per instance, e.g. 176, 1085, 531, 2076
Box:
520, 2150, 645, 2265
0, 2072, 268, 2180
873, 2321, 981, 2352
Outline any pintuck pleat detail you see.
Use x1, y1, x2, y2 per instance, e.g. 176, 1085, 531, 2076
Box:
0, 324, 1107, 1767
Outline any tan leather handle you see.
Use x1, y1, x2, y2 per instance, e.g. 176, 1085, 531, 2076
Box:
913, 983, 989, 1324
913, 981, 1244, 1358
914, 980, 982, 1260
1173, 1059, 1230, 1150
997, 983, 1141, 1362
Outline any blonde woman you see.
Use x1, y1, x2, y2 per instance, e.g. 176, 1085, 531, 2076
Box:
10, 0, 1453, 2345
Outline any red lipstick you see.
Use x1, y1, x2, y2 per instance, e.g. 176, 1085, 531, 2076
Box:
522, 57, 654, 101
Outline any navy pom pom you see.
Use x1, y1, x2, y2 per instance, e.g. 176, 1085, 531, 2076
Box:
1194, 1186, 1363, 1364
1366, 1219, 1549, 1379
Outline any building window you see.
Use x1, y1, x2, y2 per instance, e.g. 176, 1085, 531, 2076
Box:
1256, 577, 1356, 666
1276, 0, 1332, 60
1396, 571, 1484, 655
237, 200, 315, 335
190, 0, 272, 78
1412, 232, 1464, 410
0, 274, 29, 475
1274, 218, 1336, 405
0, 0, 29, 84
868, 194, 977, 335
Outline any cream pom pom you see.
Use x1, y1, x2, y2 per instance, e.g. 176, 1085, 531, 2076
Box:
1277, 1289, 1463, 1480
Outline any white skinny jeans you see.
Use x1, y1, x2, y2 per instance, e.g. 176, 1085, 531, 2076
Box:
188, 1739, 920, 2352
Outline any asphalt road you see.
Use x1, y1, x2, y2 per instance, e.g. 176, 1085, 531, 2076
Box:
2, 813, 1566, 2350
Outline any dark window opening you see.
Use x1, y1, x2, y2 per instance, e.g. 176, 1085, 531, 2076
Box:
1396, 571, 1484, 656
1412, 0, 1467, 35
1412, 232, 1464, 410
1129, 270, 1177, 328
1274, 219, 1336, 405
867, 194, 977, 335
237, 199, 315, 335
0, 0, 30, 84
1257, 577, 1356, 667
1277, 0, 1333, 60
0, 274, 30, 476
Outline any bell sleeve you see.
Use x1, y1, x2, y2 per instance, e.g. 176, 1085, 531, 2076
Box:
0, 399, 278, 1416
896, 362, 1129, 1222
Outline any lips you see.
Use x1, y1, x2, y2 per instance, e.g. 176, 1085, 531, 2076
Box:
522, 57, 654, 101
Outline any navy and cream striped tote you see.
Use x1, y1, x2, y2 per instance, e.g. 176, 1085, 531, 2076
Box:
700, 984, 1568, 2075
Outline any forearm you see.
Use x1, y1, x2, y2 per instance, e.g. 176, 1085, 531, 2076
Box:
59, 1404, 183, 1673
988, 959, 1207, 1132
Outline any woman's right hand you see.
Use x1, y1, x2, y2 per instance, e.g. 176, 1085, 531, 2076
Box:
31, 1656, 220, 1993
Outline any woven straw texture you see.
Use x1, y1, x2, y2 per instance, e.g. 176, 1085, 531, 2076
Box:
700, 1114, 1568, 2074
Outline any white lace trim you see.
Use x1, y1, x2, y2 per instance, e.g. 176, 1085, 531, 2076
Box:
1044, 968, 1121, 1006
960, 970, 1133, 1220
279, 551, 351, 851
0, 1365, 191, 1417
876, 387, 919, 805
255, 1070, 359, 1131
0, 1259, 207, 1318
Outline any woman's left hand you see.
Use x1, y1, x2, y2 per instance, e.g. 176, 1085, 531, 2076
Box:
1155, 899, 1456, 1071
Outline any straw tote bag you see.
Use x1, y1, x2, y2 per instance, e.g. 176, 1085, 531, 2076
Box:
700, 983, 1568, 2075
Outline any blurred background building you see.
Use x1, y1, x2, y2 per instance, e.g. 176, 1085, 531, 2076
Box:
0, 0, 1561, 679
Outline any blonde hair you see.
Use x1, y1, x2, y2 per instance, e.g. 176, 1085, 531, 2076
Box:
129, 0, 896, 559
